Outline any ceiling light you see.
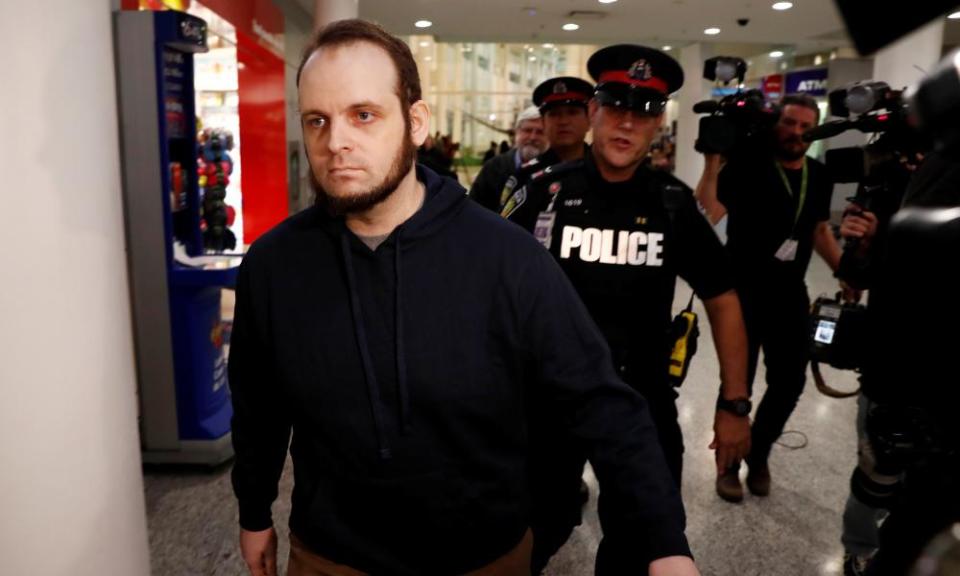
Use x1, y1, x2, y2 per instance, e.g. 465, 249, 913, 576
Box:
598, 0, 618, 3
770, 50, 784, 58
419, 41, 430, 47
424, 56, 432, 61
414, 20, 432, 28
704, 27, 721, 35
772, 2, 793, 10
489, 114, 497, 121
662, 45, 672, 51
563, 23, 580, 31
542, 43, 555, 48
814, 55, 823, 65
529, 56, 537, 61
948, 11, 960, 19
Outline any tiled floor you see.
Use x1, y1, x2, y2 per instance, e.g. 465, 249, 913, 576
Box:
144, 256, 862, 575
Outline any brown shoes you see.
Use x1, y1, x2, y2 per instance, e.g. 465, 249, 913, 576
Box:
717, 462, 772, 501
716, 469, 744, 503
746, 462, 771, 496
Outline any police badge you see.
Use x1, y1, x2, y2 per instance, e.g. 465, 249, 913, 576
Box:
628, 59, 653, 81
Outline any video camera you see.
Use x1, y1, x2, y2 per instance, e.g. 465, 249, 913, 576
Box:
804, 82, 925, 198
693, 56, 779, 157
810, 81, 929, 271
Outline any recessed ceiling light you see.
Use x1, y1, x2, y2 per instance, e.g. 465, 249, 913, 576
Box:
529, 56, 537, 61
948, 11, 960, 19
563, 23, 580, 31
598, 0, 618, 3
542, 43, 555, 48
414, 20, 432, 28
704, 27, 721, 35
419, 41, 430, 47
662, 45, 673, 51
770, 50, 784, 58
772, 2, 793, 10
424, 56, 432, 61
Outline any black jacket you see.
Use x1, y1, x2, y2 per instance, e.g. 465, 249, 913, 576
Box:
468, 149, 518, 212
229, 165, 690, 574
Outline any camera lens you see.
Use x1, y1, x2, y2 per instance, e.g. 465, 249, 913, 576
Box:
845, 84, 877, 116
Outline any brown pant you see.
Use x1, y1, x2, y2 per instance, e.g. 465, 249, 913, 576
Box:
288, 530, 533, 576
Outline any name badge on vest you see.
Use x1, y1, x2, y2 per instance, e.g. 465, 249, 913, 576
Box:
775, 238, 799, 262
534, 211, 557, 250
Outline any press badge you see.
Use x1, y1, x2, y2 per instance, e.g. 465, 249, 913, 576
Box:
534, 211, 556, 250
775, 238, 799, 262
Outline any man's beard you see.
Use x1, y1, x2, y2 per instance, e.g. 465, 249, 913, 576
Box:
776, 136, 808, 161
311, 126, 416, 215
518, 142, 545, 163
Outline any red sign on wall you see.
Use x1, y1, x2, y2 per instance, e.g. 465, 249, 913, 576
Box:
762, 74, 784, 100
126, 0, 289, 244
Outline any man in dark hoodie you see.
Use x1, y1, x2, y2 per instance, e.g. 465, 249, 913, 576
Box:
230, 19, 700, 576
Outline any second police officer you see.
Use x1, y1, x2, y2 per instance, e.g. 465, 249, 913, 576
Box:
498, 77, 594, 215
503, 47, 753, 569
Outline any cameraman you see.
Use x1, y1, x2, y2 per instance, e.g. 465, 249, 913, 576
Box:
697, 93, 850, 501
835, 150, 919, 576
855, 147, 960, 576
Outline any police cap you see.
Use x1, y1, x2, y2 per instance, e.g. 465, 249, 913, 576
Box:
587, 44, 684, 116
532, 76, 595, 113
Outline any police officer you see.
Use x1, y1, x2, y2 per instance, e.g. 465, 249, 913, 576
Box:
468, 106, 545, 212
497, 77, 593, 215
505, 45, 751, 571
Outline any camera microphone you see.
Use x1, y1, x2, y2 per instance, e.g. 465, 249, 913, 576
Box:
803, 120, 852, 142
693, 101, 719, 114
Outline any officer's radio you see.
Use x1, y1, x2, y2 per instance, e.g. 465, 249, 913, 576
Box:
668, 295, 699, 387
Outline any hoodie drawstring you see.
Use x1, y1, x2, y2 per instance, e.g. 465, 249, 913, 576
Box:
395, 236, 411, 434
340, 234, 393, 460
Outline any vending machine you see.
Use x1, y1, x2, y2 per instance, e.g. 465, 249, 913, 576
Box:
114, 10, 239, 465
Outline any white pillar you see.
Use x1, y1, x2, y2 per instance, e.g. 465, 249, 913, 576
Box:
675, 43, 712, 189
0, 1, 150, 575
872, 20, 944, 91
314, 0, 359, 30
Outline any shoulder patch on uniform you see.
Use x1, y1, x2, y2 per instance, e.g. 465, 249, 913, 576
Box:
500, 186, 527, 219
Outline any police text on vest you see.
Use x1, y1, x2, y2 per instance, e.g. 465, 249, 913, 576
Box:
559, 226, 664, 266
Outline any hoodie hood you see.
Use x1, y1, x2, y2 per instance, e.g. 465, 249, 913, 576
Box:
315, 164, 468, 245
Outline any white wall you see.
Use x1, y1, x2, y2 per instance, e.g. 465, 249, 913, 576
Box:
675, 43, 713, 189
313, 0, 359, 31
872, 20, 945, 92
0, 1, 151, 574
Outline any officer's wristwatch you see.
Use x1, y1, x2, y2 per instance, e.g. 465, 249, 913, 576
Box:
716, 396, 752, 417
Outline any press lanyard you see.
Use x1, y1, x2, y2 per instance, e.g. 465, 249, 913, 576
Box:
774, 158, 808, 234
